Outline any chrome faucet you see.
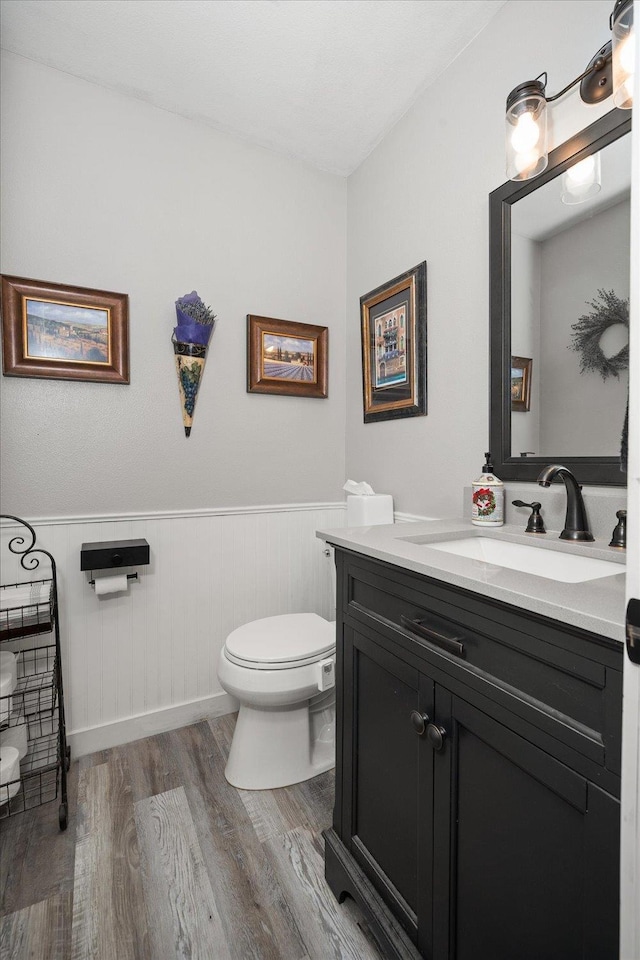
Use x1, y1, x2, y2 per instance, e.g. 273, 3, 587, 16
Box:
537, 465, 594, 542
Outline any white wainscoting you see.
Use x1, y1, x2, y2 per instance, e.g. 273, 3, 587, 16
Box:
1, 503, 345, 755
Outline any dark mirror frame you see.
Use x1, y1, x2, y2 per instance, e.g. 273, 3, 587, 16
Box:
489, 108, 631, 486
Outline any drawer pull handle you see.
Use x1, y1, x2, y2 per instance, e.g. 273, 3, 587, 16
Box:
400, 615, 465, 657
426, 723, 447, 751
410, 710, 429, 736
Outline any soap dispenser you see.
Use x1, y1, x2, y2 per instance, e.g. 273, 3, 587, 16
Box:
472, 452, 504, 527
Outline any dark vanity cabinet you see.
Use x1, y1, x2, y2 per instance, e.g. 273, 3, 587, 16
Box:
324, 548, 623, 960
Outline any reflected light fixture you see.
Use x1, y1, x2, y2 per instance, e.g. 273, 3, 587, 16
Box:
506, 0, 634, 182
561, 152, 602, 204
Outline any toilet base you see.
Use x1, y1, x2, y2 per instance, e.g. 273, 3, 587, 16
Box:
224, 694, 335, 790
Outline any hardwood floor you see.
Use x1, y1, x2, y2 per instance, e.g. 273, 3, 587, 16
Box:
0, 714, 383, 960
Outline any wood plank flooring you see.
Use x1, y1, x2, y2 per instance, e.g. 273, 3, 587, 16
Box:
0, 714, 382, 960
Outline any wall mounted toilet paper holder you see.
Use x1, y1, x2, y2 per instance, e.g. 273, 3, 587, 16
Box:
88, 572, 139, 587
81, 538, 150, 588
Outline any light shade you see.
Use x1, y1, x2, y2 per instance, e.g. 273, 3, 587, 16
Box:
561, 152, 602, 205
506, 80, 548, 181
611, 0, 634, 109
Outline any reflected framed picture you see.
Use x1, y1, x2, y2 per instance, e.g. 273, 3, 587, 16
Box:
360, 262, 427, 423
511, 356, 532, 411
1, 275, 129, 383
247, 314, 328, 398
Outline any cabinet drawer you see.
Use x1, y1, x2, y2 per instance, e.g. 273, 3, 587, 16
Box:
341, 553, 622, 781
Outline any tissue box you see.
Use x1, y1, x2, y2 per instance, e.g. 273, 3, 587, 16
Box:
346, 494, 394, 527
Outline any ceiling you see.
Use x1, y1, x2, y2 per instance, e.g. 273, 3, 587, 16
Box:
0, 0, 507, 176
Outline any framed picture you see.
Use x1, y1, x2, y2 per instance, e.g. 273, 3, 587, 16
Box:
360, 262, 427, 423
1, 275, 129, 383
247, 315, 328, 398
511, 356, 532, 411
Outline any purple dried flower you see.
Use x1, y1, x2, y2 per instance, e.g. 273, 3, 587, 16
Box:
175, 291, 216, 326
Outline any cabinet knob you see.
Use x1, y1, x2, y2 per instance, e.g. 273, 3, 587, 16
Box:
111, 553, 123, 566
410, 710, 429, 736
426, 723, 447, 751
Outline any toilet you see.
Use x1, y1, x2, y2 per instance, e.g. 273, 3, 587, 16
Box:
217, 550, 337, 790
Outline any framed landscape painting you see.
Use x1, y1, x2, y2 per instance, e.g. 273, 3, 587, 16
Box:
360, 262, 427, 423
247, 315, 328, 398
511, 356, 532, 412
1, 275, 129, 383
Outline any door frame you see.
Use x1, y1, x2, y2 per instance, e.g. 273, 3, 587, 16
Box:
620, 12, 640, 957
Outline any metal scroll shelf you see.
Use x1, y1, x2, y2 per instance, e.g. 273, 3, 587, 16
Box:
0, 515, 70, 830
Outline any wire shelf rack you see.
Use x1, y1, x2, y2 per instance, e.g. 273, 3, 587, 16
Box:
0, 578, 54, 641
1, 515, 69, 829
0, 730, 60, 817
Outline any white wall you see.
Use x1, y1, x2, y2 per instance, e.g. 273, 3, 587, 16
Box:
0, 53, 347, 517
0, 52, 348, 751
346, 0, 622, 516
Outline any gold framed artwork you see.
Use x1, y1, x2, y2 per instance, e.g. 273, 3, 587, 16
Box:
1, 275, 129, 383
511, 356, 532, 411
247, 315, 328, 398
360, 262, 427, 423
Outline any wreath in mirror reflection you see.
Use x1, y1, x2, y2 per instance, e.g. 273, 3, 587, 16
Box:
570, 289, 629, 380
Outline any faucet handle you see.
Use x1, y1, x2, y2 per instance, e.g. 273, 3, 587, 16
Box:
512, 500, 546, 534
609, 510, 627, 549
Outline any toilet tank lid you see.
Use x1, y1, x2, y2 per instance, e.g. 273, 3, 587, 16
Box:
225, 613, 335, 665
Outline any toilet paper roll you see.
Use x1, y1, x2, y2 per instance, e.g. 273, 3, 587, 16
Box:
94, 574, 129, 597
0, 671, 14, 726
0, 652, 17, 692
0, 745, 21, 805
1, 723, 28, 760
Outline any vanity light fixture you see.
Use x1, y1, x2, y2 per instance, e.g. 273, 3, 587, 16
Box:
506, 0, 634, 182
611, 0, 634, 109
506, 79, 549, 181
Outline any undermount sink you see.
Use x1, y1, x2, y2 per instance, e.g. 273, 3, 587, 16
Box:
414, 537, 624, 583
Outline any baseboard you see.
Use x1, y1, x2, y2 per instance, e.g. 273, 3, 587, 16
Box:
68, 691, 237, 757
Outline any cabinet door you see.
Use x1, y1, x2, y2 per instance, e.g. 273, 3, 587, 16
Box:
432, 690, 620, 960
344, 624, 434, 946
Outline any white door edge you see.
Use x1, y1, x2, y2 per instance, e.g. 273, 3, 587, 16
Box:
620, 9, 640, 958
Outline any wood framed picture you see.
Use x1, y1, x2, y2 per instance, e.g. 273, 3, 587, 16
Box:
247, 315, 328, 398
360, 262, 427, 423
511, 356, 532, 411
1, 275, 129, 383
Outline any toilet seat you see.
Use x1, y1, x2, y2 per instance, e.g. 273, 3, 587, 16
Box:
224, 613, 335, 670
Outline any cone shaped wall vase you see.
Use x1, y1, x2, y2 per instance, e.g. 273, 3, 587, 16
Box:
173, 339, 208, 437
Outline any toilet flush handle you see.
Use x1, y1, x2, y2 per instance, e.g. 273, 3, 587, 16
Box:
316, 658, 335, 692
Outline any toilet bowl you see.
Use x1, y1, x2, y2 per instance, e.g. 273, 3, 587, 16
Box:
217, 612, 336, 789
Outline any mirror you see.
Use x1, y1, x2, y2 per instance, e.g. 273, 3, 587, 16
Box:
490, 109, 631, 485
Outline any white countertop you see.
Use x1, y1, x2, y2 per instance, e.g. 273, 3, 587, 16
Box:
317, 518, 627, 643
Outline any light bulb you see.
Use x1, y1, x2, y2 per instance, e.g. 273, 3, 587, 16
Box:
619, 34, 635, 75
514, 149, 541, 176
618, 77, 633, 104
566, 156, 596, 187
510, 112, 540, 153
